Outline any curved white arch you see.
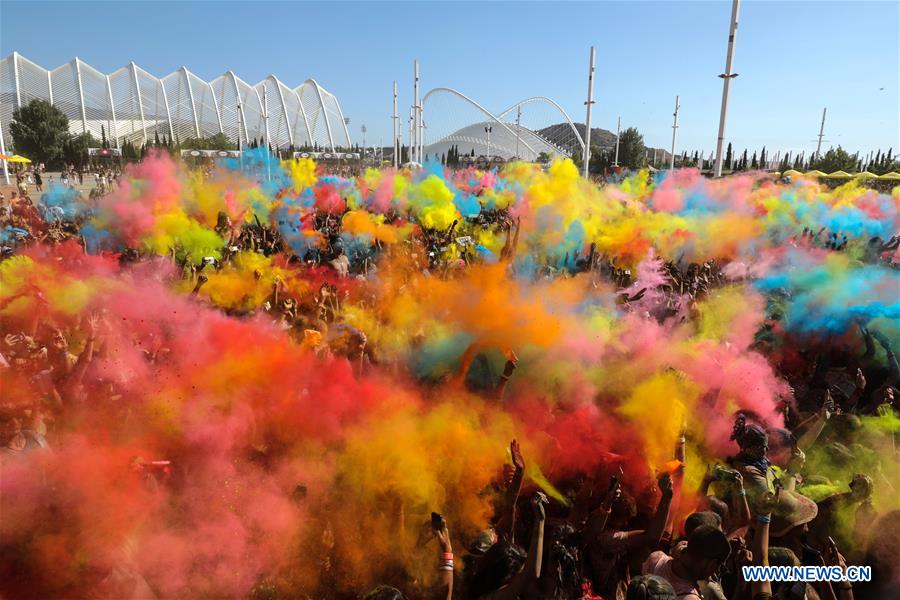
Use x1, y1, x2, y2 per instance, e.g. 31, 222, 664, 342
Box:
496, 96, 585, 153
306, 78, 335, 151
226, 71, 250, 143
266, 75, 294, 147
422, 87, 539, 157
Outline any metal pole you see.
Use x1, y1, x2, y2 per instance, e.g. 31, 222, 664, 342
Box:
237, 102, 243, 171
670, 95, 680, 171
515, 105, 521, 159
392, 81, 399, 168
262, 86, 271, 180
815, 107, 827, 159
613, 116, 621, 167
413, 60, 420, 164
0, 124, 9, 185
409, 107, 414, 165
583, 46, 596, 177
714, 0, 741, 178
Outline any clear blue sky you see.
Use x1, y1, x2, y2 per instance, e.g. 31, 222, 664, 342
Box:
2, 0, 898, 156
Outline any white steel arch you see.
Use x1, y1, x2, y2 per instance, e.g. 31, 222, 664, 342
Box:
307, 79, 336, 151
496, 96, 585, 154
0, 52, 351, 151
422, 87, 541, 157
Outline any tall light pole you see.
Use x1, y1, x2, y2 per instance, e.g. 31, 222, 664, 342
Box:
392, 81, 399, 168
670, 95, 680, 171
361, 125, 367, 162
515, 104, 522, 159
484, 125, 492, 156
408, 107, 414, 165
815, 107, 827, 160
714, 0, 741, 177
413, 60, 420, 164
613, 116, 621, 167
583, 46, 596, 177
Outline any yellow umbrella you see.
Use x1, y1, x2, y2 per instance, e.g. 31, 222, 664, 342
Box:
805, 170, 827, 177
824, 170, 852, 178
854, 171, 878, 179
6, 154, 32, 163
878, 171, 900, 180
783, 169, 804, 178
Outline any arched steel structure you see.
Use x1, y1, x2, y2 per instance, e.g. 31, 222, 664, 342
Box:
421, 87, 581, 161
496, 96, 585, 156
0, 52, 352, 153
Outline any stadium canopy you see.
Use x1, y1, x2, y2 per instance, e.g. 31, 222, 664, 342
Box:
0, 52, 352, 152
878, 171, 900, 180
823, 170, 852, 178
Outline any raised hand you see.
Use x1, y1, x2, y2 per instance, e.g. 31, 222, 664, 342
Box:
531, 491, 549, 521
855, 368, 866, 391
510, 439, 525, 471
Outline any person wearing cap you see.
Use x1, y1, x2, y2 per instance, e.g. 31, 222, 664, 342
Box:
642, 525, 731, 600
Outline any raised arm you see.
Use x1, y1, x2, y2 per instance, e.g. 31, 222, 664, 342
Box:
434, 521, 454, 600
70, 313, 99, 384
495, 492, 548, 600
495, 439, 525, 542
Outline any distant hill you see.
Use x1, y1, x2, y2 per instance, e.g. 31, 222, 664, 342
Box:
538, 122, 670, 161
538, 123, 615, 151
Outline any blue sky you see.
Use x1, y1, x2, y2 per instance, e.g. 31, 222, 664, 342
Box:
2, 0, 898, 156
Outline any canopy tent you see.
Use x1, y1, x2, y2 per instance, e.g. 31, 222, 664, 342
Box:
805, 170, 827, 177
878, 171, 900, 180
824, 170, 852, 179
782, 169, 804, 178
6, 154, 31, 163
854, 171, 878, 179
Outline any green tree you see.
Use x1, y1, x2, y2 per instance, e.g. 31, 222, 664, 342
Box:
63, 132, 101, 167
725, 142, 733, 170
779, 152, 790, 172
9, 99, 71, 166
809, 145, 857, 172
589, 147, 611, 174
617, 127, 646, 170
751, 151, 758, 170
179, 133, 237, 151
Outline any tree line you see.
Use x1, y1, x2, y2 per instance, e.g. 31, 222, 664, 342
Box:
8, 99, 900, 175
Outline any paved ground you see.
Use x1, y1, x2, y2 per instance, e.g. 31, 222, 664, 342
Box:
1, 171, 98, 199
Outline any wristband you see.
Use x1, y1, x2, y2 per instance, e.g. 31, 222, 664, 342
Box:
757, 514, 771, 524
439, 565, 454, 571
737, 488, 747, 497
441, 552, 454, 560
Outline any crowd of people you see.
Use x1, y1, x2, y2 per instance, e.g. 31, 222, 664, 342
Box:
0, 148, 897, 599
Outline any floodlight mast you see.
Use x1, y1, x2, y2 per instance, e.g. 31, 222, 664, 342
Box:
714, 0, 741, 177
815, 107, 827, 159
583, 46, 596, 177
613, 116, 621, 167
670, 95, 680, 171
392, 81, 399, 168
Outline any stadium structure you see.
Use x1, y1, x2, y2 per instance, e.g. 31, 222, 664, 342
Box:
0, 52, 352, 154
420, 87, 588, 162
